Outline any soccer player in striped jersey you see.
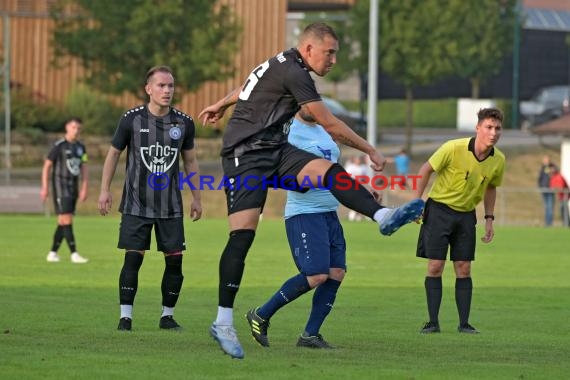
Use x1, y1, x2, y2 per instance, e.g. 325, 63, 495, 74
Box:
98, 66, 202, 332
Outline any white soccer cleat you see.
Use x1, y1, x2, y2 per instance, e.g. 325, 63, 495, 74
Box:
71, 252, 89, 264
209, 323, 244, 359
46, 251, 61, 263
379, 198, 425, 236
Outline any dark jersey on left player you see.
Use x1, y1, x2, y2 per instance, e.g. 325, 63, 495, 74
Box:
111, 105, 195, 218
221, 48, 321, 156
47, 139, 88, 199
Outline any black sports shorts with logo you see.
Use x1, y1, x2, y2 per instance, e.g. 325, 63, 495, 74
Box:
55, 196, 77, 214
118, 214, 185, 253
416, 198, 476, 261
222, 143, 320, 215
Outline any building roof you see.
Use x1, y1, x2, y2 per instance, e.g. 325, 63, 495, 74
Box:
524, 7, 570, 31
530, 114, 570, 136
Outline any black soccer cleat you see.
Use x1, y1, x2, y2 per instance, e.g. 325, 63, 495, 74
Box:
117, 317, 132, 331
246, 308, 270, 347
457, 323, 480, 334
296, 333, 334, 349
159, 315, 182, 330
420, 321, 441, 334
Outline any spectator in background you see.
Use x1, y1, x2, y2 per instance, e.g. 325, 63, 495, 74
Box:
391, 148, 411, 188
549, 167, 570, 226
40, 117, 89, 264
537, 155, 556, 226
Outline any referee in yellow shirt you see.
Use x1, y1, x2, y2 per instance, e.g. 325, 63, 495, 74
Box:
414, 107, 505, 334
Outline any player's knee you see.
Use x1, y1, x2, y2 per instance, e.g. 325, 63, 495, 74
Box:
164, 253, 183, 275
124, 250, 144, 271
227, 229, 256, 261
308, 274, 329, 288
329, 268, 346, 282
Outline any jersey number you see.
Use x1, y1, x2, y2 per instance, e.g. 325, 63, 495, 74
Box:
239, 61, 270, 101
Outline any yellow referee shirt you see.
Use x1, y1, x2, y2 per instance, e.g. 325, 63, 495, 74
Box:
428, 137, 505, 212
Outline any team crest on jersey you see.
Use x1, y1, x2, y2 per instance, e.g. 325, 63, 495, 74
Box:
283, 119, 293, 135
317, 146, 332, 161
169, 126, 181, 140
66, 157, 81, 176
140, 142, 178, 173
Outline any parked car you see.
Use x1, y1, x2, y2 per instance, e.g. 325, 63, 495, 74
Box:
520, 85, 570, 128
321, 96, 367, 137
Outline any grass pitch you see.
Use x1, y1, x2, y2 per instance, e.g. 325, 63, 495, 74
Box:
0, 215, 568, 379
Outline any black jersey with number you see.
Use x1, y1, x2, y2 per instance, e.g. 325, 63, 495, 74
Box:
111, 105, 195, 218
47, 139, 87, 199
221, 48, 321, 156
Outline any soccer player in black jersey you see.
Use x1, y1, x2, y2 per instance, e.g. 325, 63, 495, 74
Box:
41, 117, 89, 264
199, 22, 424, 359
98, 66, 202, 332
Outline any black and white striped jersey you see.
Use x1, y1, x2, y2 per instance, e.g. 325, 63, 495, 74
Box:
47, 139, 87, 199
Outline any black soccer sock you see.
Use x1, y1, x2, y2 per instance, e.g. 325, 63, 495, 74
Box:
324, 163, 383, 219
161, 254, 184, 308
218, 229, 255, 308
61, 224, 77, 253
50, 225, 64, 252
425, 276, 442, 324
455, 277, 473, 326
119, 251, 144, 305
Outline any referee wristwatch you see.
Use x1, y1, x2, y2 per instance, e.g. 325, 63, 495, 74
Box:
484, 214, 495, 221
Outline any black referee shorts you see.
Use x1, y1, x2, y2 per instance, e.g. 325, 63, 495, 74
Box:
222, 143, 319, 215
118, 214, 186, 253
416, 198, 476, 261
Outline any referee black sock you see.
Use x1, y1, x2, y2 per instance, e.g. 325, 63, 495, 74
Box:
425, 276, 442, 324
50, 225, 64, 252
61, 224, 77, 253
455, 277, 473, 326
324, 163, 383, 219
119, 251, 144, 305
161, 254, 184, 308
219, 229, 255, 308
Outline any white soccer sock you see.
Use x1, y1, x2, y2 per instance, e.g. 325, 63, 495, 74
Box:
120, 304, 133, 319
215, 306, 234, 326
373, 208, 391, 225
161, 306, 174, 318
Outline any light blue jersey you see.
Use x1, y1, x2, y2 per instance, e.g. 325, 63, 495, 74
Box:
284, 118, 340, 218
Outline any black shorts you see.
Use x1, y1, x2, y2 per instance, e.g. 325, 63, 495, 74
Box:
416, 198, 476, 261
118, 214, 186, 253
222, 143, 319, 215
54, 196, 77, 214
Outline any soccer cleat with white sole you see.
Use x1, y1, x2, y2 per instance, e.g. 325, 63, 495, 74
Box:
379, 198, 425, 236
209, 323, 244, 359
71, 252, 88, 264
46, 251, 61, 263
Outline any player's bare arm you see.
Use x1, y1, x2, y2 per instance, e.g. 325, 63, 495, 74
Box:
182, 148, 202, 221
97, 146, 122, 216
415, 162, 435, 199
40, 160, 53, 202
481, 185, 497, 243
301, 101, 386, 171
79, 164, 88, 202
198, 85, 244, 125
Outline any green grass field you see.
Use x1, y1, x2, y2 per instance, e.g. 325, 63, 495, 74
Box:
1, 215, 569, 379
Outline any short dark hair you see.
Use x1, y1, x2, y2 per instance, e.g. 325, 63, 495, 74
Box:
301, 22, 338, 42
477, 107, 503, 123
145, 65, 173, 84
64, 117, 82, 126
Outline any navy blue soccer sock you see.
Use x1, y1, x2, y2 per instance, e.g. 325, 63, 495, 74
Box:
50, 225, 64, 252
304, 279, 341, 336
257, 273, 311, 320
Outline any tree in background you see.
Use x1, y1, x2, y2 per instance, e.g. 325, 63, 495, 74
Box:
344, 0, 516, 153
447, 0, 517, 99
51, 0, 241, 99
